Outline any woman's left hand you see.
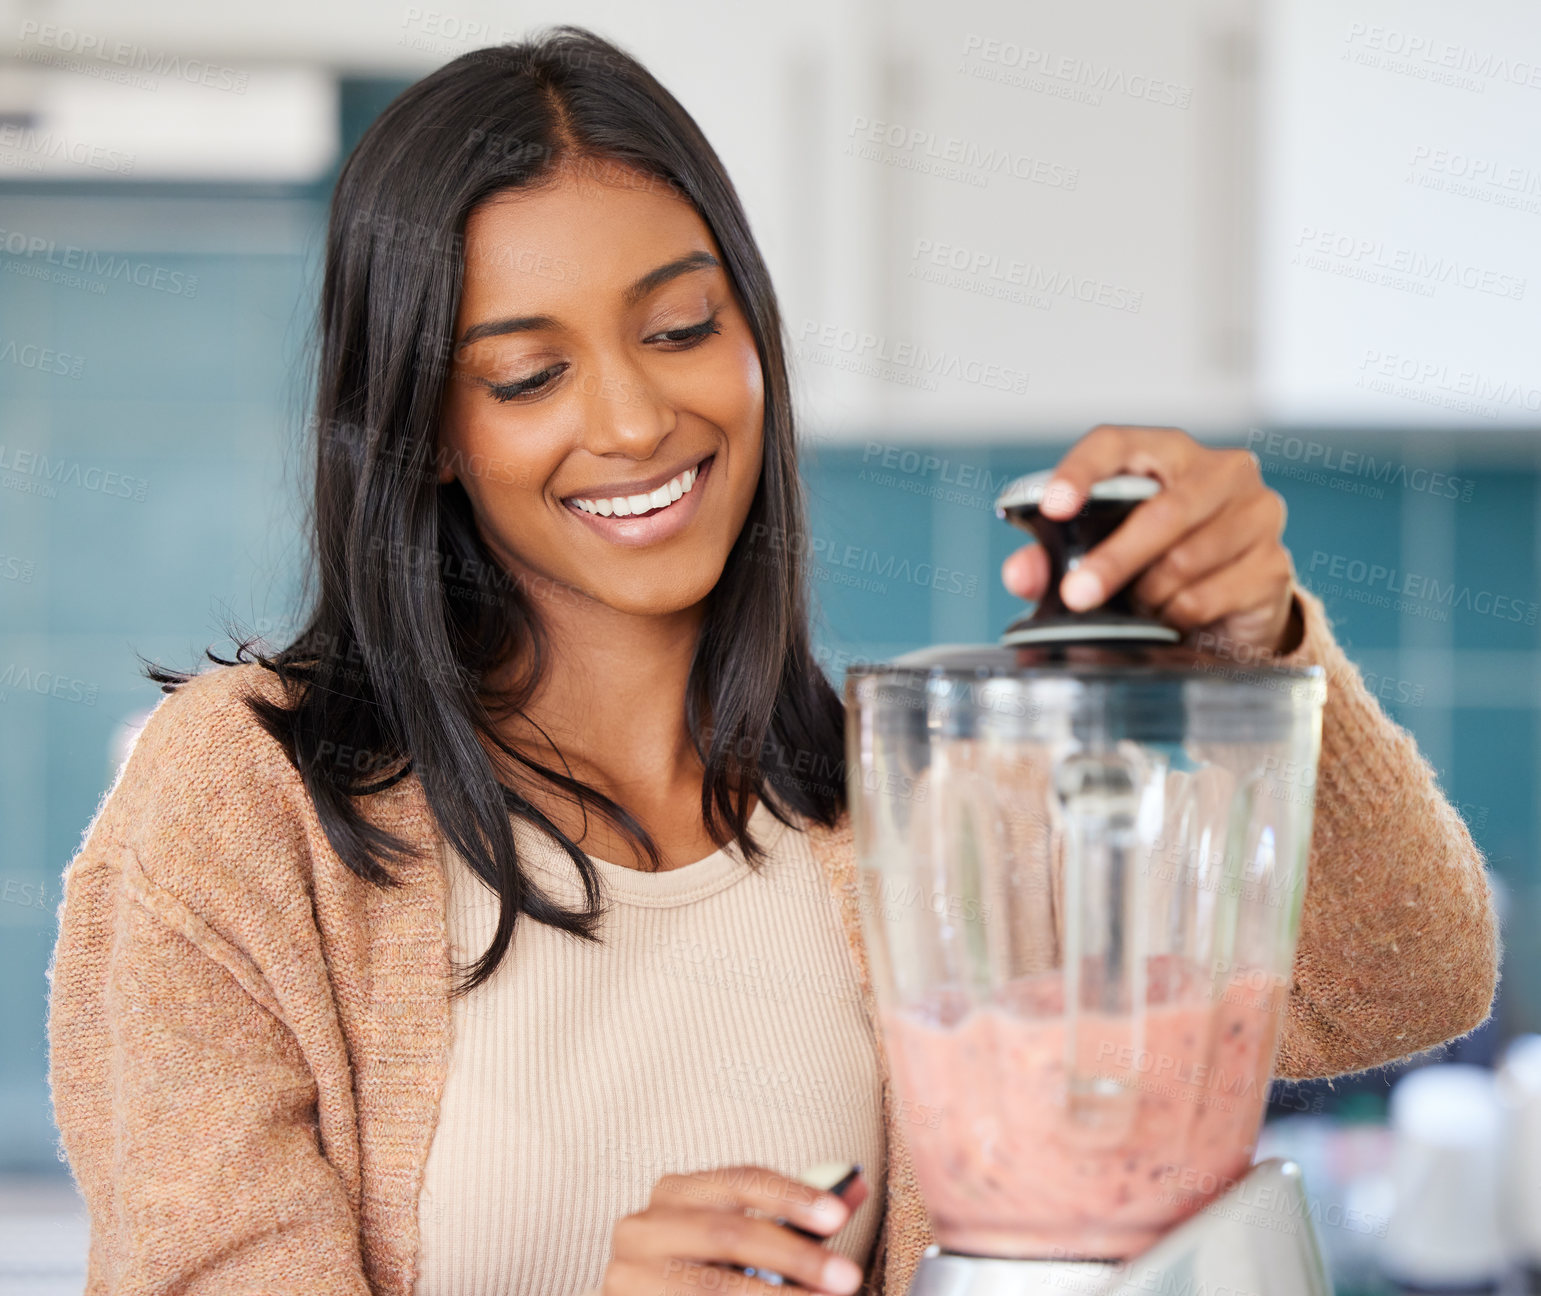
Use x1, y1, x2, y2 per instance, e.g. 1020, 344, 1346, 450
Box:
1000, 424, 1303, 656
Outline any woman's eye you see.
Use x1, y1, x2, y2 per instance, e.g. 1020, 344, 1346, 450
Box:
487, 364, 565, 403
652, 312, 722, 346
482, 313, 721, 403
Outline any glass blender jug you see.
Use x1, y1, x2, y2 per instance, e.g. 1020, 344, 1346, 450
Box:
845, 471, 1327, 1262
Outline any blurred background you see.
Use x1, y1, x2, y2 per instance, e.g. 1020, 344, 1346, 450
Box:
1, 0, 1538, 1291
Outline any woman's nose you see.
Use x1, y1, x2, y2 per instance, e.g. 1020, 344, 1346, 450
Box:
577, 354, 677, 457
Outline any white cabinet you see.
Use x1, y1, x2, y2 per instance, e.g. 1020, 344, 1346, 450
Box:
1256, 0, 1541, 429
779, 0, 1264, 442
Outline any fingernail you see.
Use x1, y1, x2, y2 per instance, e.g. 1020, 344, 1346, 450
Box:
823, 1252, 864, 1293
812, 1192, 844, 1221
1061, 569, 1102, 610
1042, 477, 1079, 514
1001, 551, 1029, 595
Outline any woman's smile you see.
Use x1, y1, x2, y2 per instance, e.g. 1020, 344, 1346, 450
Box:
561, 452, 715, 548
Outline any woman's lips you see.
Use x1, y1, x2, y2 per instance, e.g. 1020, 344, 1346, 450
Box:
562, 454, 714, 548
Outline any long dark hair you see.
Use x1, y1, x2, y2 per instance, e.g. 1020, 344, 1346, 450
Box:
145, 25, 845, 996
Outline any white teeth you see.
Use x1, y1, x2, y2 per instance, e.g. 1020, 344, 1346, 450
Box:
569, 462, 704, 519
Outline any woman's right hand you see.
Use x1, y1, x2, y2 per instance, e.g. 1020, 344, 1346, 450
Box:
599, 1163, 869, 1294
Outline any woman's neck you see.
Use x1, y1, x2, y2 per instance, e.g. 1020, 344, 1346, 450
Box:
478, 586, 745, 869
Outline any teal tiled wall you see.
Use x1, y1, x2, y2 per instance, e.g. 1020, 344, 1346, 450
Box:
1, 189, 322, 1173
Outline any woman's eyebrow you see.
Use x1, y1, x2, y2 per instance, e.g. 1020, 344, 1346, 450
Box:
622, 249, 719, 307
456, 250, 721, 349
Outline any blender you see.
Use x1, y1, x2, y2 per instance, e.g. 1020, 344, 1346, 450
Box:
844, 471, 1332, 1296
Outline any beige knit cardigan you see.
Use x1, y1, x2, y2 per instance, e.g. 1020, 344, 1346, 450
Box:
46, 587, 1500, 1295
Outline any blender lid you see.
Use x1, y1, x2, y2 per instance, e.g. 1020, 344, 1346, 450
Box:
845, 466, 1324, 693
844, 638, 1324, 749
996, 469, 1184, 649
995, 470, 1166, 511
877, 641, 1318, 674
851, 638, 1324, 687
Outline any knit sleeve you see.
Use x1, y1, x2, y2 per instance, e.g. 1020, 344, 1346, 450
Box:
47, 837, 373, 1295
1268, 585, 1502, 1078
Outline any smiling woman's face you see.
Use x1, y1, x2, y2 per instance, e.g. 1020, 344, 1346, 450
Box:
437, 160, 766, 621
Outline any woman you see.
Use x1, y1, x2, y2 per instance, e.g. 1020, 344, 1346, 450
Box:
46, 25, 1498, 1296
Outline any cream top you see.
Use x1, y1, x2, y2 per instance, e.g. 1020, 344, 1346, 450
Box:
413, 800, 887, 1295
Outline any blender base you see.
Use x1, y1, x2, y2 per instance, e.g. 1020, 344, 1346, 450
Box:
907, 1158, 1332, 1296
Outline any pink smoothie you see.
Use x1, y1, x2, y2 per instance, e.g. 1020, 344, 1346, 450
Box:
882, 961, 1286, 1259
